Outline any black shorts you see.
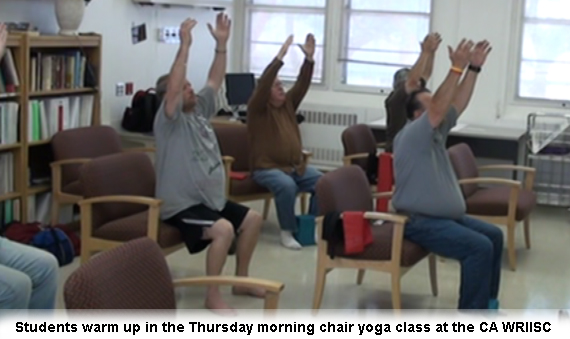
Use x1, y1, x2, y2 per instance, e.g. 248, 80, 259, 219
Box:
164, 201, 249, 254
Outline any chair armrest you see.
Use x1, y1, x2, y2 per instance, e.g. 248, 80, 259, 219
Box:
372, 191, 393, 200
78, 195, 162, 241
376, 142, 386, 148
123, 147, 156, 153
50, 158, 92, 168
173, 276, 284, 310
359, 211, 408, 225
342, 153, 369, 166
478, 165, 536, 191
77, 195, 162, 207
302, 149, 313, 157
50, 158, 92, 195
458, 177, 521, 189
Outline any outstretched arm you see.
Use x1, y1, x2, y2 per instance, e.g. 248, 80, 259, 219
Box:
427, 39, 473, 128
287, 34, 315, 109
206, 13, 231, 91
163, 19, 196, 119
405, 33, 441, 93
247, 36, 292, 114
452, 40, 492, 115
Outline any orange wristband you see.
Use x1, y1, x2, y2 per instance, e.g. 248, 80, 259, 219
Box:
450, 66, 464, 75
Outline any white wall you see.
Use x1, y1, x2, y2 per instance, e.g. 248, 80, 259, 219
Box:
0, 0, 235, 126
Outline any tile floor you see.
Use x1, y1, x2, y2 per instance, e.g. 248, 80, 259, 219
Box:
55, 201, 570, 311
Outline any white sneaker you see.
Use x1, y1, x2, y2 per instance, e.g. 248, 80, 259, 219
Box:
280, 231, 302, 250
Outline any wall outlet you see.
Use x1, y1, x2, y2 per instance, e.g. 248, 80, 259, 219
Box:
158, 26, 180, 44
116, 82, 125, 96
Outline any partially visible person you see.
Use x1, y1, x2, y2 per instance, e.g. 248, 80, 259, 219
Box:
0, 22, 59, 313
153, 14, 264, 314
247, 34, 323, 250
384, 33, 441, 153
392, 39, 502, 310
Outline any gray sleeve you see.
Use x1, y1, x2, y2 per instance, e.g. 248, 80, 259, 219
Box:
196, 86, 218, 119
394, 112, 434, 153
153, 99, 183, 133
439, 106, 459, 135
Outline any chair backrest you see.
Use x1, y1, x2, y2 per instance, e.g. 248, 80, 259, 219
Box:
79, 152, 156, 230
64, 237, 176, 309
448, 143, 479, 197
341, 124, 377, 170
214, 124, 251, 172
315, 165, 373, 215
51, 125, 123, 187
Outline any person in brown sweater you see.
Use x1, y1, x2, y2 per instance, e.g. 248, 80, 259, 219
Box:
384, 33, 442, 153
247, 34, 323, 250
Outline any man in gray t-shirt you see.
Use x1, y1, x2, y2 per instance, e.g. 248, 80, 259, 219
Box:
153, 15, 265, 314
392, 39, 503, 310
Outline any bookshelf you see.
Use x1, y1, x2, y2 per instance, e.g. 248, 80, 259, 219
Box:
0, 33, 101, 226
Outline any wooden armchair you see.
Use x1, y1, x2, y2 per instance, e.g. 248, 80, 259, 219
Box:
77, 151, 183, 264
341, 124, 386, 168
64, 237, 284, 311
313, 165, 437, 311
50, 125, 154, 225
448, 143, 537, 271
214, 124, 308, 220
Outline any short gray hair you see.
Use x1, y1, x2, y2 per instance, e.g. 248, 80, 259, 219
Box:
155, 74, 169, 104
392, 68, 411, 89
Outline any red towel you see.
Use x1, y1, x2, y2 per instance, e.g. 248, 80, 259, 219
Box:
230, 171, 248, 180
342, 211, 373, 255
376, 152, 393, 212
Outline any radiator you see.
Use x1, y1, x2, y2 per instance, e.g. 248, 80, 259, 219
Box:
298, 104, 382, 170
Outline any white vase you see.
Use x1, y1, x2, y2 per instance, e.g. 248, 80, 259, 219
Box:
55, 0, 85, 36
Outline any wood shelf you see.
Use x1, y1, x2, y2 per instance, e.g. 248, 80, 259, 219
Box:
0, 32, 102, 224
30, 88, 97, 98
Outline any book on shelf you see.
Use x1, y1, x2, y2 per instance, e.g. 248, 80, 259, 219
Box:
0, 153, 14, 196
0, 48, 20, 96
0, 102, 19, 145
28, 94, 94, 142
30, 50, 89, 92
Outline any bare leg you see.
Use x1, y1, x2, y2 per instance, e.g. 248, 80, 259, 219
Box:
202, 219, 235, 314
232, 210, 266, 297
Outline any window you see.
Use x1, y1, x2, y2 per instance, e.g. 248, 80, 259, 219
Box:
519, 0, 570, 101
244, 0, 326, 83
339, 0, 431, 89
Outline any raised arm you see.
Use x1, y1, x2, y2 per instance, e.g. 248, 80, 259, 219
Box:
247, 36, 292, 114
427, 39, 473, 128
163, 19, 196, 119
206, 13, 231, 91
452, 40, 492, 115
287, 34, 315, 109
405, 33, 441, 93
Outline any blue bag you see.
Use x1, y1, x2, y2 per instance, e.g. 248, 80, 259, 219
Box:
31, 226, 75, 267
294, 215, 317, 246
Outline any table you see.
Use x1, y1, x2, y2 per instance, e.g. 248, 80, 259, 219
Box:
368, 118, 528, 179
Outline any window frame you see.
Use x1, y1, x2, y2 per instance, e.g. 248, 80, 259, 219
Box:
241, 0, 329, 87
332, 0, 434, 94
510, 0, 570, 109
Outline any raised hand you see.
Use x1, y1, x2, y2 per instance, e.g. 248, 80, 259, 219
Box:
179, 18, 198, 47
447, 39, 474, 70
207, 12, 231, 44
277, 35, 294, 60
470, 40, 492, 67
0, 24, 8, 58
299, 33, 316, 60
422, 32, 442, 53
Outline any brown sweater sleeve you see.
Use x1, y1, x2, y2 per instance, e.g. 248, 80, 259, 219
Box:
247, 58, 283, 116
286, 58, 314, 110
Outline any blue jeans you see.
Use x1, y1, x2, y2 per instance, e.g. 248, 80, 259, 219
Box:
0, 237, 59, 311
403, 214, 503, 309
252, 166, 323, 232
